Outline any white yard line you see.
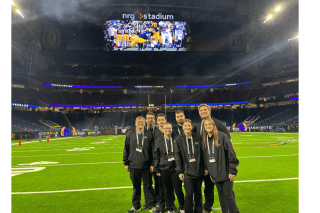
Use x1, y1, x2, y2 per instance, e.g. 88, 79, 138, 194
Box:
12, 154, 299, 167
12, 162, 123, 167
11, 177, 298, 194
237, 154, 298, 158
235, 146, 298, 148
11, 143, 115, 149
12, 147, 122, 152
12, 152, 123, 157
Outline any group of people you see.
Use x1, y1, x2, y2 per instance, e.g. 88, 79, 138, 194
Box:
104, 20, 187, 51
123, 104, 240, 213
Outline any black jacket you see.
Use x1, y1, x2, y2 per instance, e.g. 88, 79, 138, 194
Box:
123, 129, 154, 169
153, 136, 177, 173
197, 117, 231, 139
145, 125, 156, 136
153, 126, 164, 142
174, 132, 206, 179
172, 123, 198, 140
202, 131, 239, 183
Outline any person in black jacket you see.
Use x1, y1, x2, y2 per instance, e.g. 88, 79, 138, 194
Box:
123, 116, 159, 213
143, 112, 157, 210
197, 103, 238, 213
174, 119, 207, 213
153, 113, 177, 212
154, 122, 185, 213
146, 112, 156, 133
172, 110, 198, 140
202, 117, 239, 213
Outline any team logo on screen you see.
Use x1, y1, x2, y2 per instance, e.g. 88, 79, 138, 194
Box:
135, 11, 143, 20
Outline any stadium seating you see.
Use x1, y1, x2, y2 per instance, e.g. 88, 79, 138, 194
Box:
252, 104, 299, 125
12, 110, 52, 132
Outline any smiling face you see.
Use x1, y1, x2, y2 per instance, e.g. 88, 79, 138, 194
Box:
163, 123, 172, 136
175, 112, 185, 125
135, 117, 146, 129
199, 105, 211, 119
182, 121, 192, 135
157, 116, 167, 127
146, 114, 155, 126
204, 120, 214, 134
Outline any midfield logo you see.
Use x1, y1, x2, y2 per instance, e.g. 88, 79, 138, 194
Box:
122, 11, 174, 21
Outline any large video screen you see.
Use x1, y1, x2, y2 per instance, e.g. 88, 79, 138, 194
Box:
66, 21, 246, 52
103, 20, 189, 51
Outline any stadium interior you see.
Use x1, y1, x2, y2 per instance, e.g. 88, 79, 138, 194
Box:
12, 0, 298, 134
11, 0, 298, 139
10, 0, 300, 212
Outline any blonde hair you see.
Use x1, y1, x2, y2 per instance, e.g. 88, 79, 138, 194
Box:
163, 122, 172, 127
197, 104, 211, 112
135, 116, 146, 122
182, 119, 192, 126
202, 118, 219, 148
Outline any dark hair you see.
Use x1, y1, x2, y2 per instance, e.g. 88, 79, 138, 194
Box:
146, 112, 155, 118
156, 113, 166, 120
175, 110, 184, 115
202, 118, 219, 148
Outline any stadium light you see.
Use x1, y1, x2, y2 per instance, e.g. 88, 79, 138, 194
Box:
275, 7, 281, 12
288, 35, 299, 41
263, 15, 272, 23
16, 9, 24, 19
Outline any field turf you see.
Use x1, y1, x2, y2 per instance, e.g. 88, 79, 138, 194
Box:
11, 132, 299, 212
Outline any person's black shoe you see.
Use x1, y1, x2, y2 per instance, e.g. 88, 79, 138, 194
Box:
172, 204, 178, 212
142, 204, 150, 210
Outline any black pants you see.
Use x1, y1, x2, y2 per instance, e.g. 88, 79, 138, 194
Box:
143, 170, 154, 207
144, 173, 164, 207
154, 173, 166, 212
215, 181, 239, 213
160, 170, 185, 211
184, 177, 203, 213
203, 174, 215, 212
130, 168, 157, 209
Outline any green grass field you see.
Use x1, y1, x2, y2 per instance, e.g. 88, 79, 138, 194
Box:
11, 132, 299, 213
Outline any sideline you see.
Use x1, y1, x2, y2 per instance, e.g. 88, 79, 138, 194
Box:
11, 138, 69, 146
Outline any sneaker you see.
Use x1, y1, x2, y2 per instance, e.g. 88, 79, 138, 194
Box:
127, 207, 137, 213
180, 210, 185, 213
168, 211, 173, 213
151, 207, 159, 213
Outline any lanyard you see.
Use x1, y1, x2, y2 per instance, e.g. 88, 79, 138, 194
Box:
136, 131, 144, 147
177, 126, 181, 135
207, 135, 214, 156
164, 137, 173, 155
200, 121, 203, 136
185, 136, 194, 156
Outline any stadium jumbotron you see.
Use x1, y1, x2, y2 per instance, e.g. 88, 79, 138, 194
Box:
10, 0, 300, 212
